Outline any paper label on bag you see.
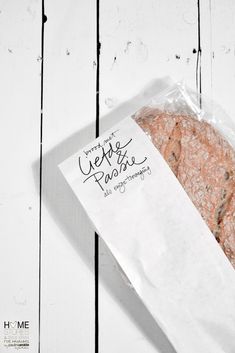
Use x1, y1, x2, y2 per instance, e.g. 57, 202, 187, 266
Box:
59, 117, 235, 353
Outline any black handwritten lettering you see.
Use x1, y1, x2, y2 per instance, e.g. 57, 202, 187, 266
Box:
79, 137, 147, 191
104, 168, 119, 184
78, 156, 94, 176
83, 171, 105, 190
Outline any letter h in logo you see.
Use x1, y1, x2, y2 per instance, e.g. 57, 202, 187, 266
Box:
4, 322, 10, 329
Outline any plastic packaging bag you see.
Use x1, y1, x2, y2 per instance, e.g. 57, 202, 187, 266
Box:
133, 81, 235, 147
133, 82, 235, 268
59, 79, 235, 353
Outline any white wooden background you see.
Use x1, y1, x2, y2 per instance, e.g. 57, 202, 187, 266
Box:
1, 0, 235, 352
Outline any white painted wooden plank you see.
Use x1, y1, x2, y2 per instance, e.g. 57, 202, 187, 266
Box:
99, 0, 200, 352
202, 0, 235, 118
0, 1, 41, 352
41, 0, 96, 352
100, 0, 199, 118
